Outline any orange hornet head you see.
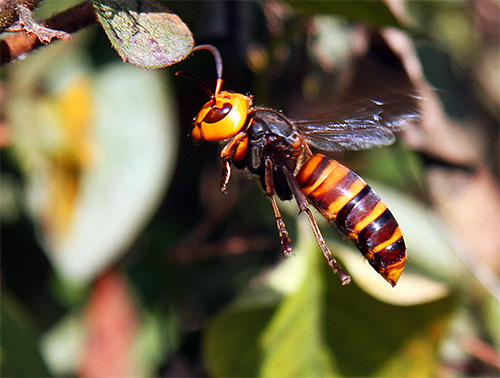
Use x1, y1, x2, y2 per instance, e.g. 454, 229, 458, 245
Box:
190, 91, 252, 141
176, 44, 252, 142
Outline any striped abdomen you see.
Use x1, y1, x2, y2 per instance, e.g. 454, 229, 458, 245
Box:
295, 154, 406, 286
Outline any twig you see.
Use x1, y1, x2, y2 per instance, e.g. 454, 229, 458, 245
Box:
0, 0, 41, 32
1, 0, 96, 65
14, 2, 72, 42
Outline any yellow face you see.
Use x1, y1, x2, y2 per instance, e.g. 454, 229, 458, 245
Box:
191, 91, 252, 141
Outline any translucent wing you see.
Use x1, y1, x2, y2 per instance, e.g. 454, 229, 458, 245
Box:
292, 30, 421, 152
293, 90, 421, 152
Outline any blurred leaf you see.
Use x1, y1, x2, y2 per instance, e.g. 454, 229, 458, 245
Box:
332, 241, 451, 306
92, 0, 194, 68
320, 254, 455, 377
33, 0, 84, 19
41, 273, 174, 377
40, 310, 86, 376
370, 182, 469, 286
357, 148, 426, 193
279, 180, 466, 290
0, 174, 22, 223
484, 293, 500, 349
203, 217, 456, 377
5, 34, 178, 282
407, 1, 472, 65
133, 309, 181, 376
288, 0, 403, 29
0, 289, 51, 376
259, 242, 338, 377
203, 297, 277, 377
342, 180, 465, 288
49, 272, 91, 307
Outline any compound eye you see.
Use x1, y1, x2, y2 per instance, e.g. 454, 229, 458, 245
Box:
191, 92, 251, 141
203, 103, 233, 124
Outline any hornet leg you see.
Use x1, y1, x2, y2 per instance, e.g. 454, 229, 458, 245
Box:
281, 165, 351, 285
219, 131, 247, 194
265, 158, 293, 256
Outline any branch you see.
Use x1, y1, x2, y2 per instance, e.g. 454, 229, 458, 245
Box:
0, 0, 41, 32
8, 2, 72, 42
0, 0, 96, 65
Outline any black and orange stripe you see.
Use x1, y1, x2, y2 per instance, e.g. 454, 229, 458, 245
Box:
296, 154, 406, 286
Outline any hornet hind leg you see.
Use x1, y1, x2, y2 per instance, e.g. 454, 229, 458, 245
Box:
280, 163, 351, 285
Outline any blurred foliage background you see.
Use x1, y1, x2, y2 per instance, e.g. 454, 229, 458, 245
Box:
1, 0, 499, 377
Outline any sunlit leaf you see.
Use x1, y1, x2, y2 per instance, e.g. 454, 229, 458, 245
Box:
40, 310, 86, 376
259, 234, 338, 377
370, 182, 467, 285
320, 249, 456, 377
92, 0, 194, 68
203, 217, 456, 377
5, 34, 178, 282
295, 179, 467, 290
484, 293, 500, 349
334, 241, 451, 306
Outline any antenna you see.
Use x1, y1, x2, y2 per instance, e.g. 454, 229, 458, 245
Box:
175, 45, 225, 105
175, 71, 214, 99
191, 44, 223, 95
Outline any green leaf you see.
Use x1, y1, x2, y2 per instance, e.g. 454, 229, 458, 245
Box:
47, 63, 178, 282
203, 298, 277, 377
5, 34, 179, 283
39, 311, 86, 376
484, 293, 500, 349
259, 240, 338, 377
1, 289, 51, 376
203, 217, 456, 377
321, 258, 455, 377
288, 0, 403, 29
92, 0, 194, 69
369, 182, 467, 285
